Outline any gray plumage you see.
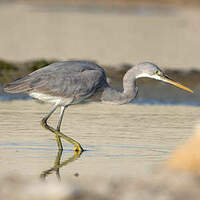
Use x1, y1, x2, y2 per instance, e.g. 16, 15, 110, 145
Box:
4, 61, 162, 105
4, 61, 109, 105
4, 60, 192, 151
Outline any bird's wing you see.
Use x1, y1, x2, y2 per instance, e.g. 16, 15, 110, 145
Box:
32, 69, 106, 98
4, 67, 106, 99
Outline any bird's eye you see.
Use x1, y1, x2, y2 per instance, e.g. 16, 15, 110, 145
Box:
155, 70, 162, 76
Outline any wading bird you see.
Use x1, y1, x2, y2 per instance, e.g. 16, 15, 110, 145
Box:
4, 61, 193, 153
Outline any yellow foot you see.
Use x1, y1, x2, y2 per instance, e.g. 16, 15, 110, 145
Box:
74, 145, 84, 154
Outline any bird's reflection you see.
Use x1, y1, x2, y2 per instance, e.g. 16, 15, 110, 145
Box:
40, 149, 82, 181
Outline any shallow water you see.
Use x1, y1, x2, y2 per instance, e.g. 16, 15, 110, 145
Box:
0, 100, 198, 181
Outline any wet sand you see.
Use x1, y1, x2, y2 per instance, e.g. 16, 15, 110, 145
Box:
1, 100, 200, 200
0, 100, 198, 180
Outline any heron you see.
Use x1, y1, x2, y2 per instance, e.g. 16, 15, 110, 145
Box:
4, 61, 193, 153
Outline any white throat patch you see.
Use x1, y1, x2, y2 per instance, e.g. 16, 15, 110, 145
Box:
136, 73, 161, 81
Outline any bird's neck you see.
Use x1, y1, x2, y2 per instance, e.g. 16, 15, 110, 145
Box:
101, 67, 138, 104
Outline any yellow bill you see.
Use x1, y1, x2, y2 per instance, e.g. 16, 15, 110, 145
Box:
160, 75, 193, 93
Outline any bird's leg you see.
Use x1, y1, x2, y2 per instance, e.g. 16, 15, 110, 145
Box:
41, 104, 84, 153
43, 119, 84, 153
41, 103, 63, 150
56, 106, 84, 153
57, 131, 84, 153
54, 106, 67, 150
57, 106, 66, 131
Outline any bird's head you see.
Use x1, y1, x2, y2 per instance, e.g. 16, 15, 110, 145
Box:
135, 62, 193, 93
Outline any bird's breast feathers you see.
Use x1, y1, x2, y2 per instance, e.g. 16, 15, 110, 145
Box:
29, 92, 74, 106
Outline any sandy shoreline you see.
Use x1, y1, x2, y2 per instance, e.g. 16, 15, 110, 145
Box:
0, 3, 200, 69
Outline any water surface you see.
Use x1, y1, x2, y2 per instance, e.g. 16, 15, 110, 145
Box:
0, 100, 198, 181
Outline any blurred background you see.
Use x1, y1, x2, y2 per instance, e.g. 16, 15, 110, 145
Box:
1, 2, 200, 198
0, 0, 200, 104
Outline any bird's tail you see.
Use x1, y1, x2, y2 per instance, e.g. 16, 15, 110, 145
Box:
4, 76, 32, 94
